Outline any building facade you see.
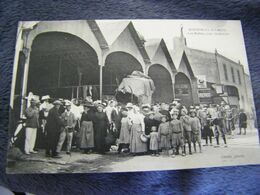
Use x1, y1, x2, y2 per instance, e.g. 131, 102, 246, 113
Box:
172, 28, 253, 113
11, 20, 254, 117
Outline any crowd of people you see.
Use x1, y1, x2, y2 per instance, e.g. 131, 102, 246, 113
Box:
22, 93, 249, 158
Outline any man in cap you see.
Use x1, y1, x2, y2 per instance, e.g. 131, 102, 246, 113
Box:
56, 102, 76, 155
24, 98, 40, 155
45, 100, 63, 158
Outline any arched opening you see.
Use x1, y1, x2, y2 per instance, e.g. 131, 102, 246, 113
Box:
27, 32, 100, 100
103, 51, 143, 100
174, 72, 193, 107
148, 64, 174, 103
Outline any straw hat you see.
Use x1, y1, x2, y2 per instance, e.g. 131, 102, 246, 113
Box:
65, 102, 71, 106
41, 95, 50, 101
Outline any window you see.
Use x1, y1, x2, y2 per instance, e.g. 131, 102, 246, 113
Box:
237, 70, 242, 84
223, 63, 228, 81
231, 67, 235, 83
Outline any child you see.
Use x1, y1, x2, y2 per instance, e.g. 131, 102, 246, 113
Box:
170, 108, 185, 157
180, 108, 192, 155
158, 115, 171, 156
149, 126, 160, 156
190, 110, 202, 153
203, 118, 214, 146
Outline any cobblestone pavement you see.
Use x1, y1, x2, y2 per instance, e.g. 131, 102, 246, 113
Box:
6, 128, 260, 174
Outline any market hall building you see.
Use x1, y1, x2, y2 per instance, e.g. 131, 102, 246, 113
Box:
11, 20, 254, 118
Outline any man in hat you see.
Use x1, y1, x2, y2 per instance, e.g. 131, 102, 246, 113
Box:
45, 100, 63, 158
40, 95, 52, 111
39, 95, 53, 128
141, 104, 151, 115
56, 102, 76, 155
111, 101, 122, 139
24, 98, 40, 155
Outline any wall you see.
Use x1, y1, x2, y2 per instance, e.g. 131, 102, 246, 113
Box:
185, 48, 220, 84
216, 54, 249, 110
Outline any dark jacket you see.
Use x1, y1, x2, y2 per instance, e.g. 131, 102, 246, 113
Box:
144, 117, 160, 135
45, 107, 63, 133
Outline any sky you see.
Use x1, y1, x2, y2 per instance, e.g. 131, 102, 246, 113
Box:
97, 19, 249, 74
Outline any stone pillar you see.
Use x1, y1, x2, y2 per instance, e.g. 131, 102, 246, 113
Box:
10, 23, 23, 109
99, 64, 103, 100
20, 29, 32, 117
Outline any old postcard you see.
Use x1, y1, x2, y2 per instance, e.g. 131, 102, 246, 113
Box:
6, 19, 260, 174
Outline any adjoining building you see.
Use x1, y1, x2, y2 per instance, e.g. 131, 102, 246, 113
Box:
172, 27, 253, 113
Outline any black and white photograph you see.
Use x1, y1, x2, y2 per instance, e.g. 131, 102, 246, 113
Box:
6, 19, 260, 174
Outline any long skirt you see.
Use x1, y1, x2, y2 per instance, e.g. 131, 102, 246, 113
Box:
79, 121, 94, 149
129, 124, 147, 153
119, 124, 130, 144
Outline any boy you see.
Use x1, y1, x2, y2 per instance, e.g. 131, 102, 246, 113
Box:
158, 115, 171, 156
170, 108, 185, 157
180, 108, 192, 155
190, 110, 202, 153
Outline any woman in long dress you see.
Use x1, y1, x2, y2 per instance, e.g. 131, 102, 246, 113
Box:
93, 104, 109, 154
128, 105, 147, 154
79, 103, 95, 153
118, 107, 131, 153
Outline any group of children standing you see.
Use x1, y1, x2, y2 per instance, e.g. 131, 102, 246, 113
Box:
145, 108, 203, 158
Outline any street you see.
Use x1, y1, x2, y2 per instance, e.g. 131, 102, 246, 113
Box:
6, 128, 260, 174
